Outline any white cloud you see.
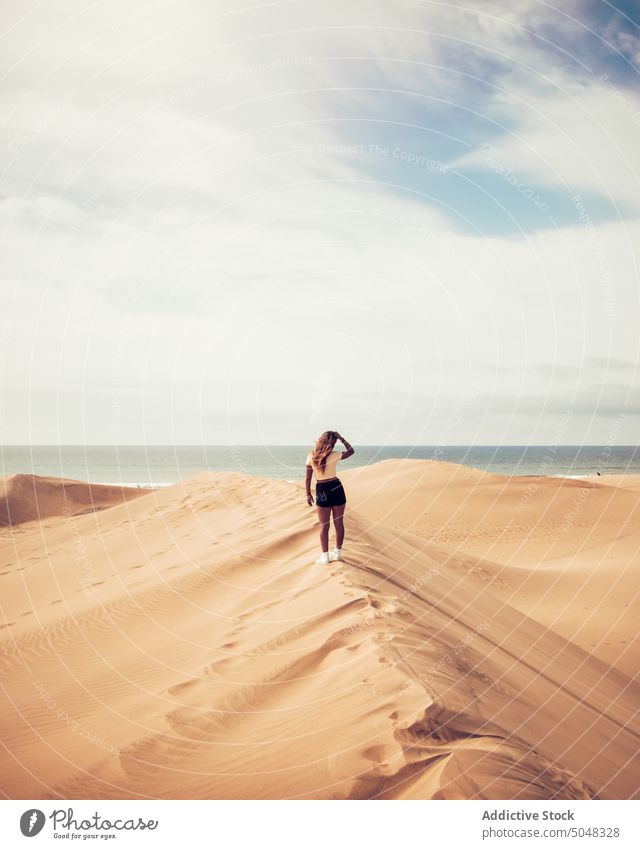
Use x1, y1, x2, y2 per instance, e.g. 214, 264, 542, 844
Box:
455, 79, 640, 212
1, 0, 639, 444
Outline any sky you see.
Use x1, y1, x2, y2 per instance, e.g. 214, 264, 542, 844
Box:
1, 0, 639, 445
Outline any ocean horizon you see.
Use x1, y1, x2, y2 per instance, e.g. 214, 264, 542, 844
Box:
2, 444, 639, 488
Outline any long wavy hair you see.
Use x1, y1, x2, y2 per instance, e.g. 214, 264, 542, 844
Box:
310, 430, 338, 473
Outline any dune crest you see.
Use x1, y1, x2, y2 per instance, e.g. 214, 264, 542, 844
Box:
1, 462, 639, 799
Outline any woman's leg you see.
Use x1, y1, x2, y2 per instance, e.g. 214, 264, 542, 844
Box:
316, 506, 332, 552
331, 503, 345, 548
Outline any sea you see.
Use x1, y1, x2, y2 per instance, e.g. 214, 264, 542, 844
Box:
1, 445, 640, 488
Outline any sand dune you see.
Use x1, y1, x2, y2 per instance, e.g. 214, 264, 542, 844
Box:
342, 459, 640, 679
585, 473, 640, 493
0, 473, 149, 527
1, 462, 639, 800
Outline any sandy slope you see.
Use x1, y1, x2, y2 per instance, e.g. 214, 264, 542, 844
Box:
585, 474, 640, 493
342, 460, 640, 679
0, 474, 149, 526
0, 463, 639, 800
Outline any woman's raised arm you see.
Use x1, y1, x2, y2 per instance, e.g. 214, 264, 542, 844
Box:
336, 432, 354, 460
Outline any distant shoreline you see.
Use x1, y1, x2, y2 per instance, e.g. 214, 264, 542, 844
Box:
3, 445, 639, 487
4, 466, 638, 492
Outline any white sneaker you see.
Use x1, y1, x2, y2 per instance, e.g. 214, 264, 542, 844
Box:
315, 552, 330, 565
329, 549, 342, 561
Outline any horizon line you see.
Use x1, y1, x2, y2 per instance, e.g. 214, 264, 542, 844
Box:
2, 444, 638, 449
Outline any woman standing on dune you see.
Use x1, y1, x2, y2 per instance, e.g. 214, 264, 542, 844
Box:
306, 430, 355, 564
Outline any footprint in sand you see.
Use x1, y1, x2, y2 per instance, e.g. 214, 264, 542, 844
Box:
362, 744, 395, 762
361, 745, 398, 775
370, 598, 400, 614
167, 679, 199, 696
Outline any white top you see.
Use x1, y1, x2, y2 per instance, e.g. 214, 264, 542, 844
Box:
306, 450, 342, 481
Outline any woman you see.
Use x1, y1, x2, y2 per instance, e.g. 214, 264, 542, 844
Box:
306, 430, 355, 564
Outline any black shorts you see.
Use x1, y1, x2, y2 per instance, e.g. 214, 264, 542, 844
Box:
315, 478, 347, 508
